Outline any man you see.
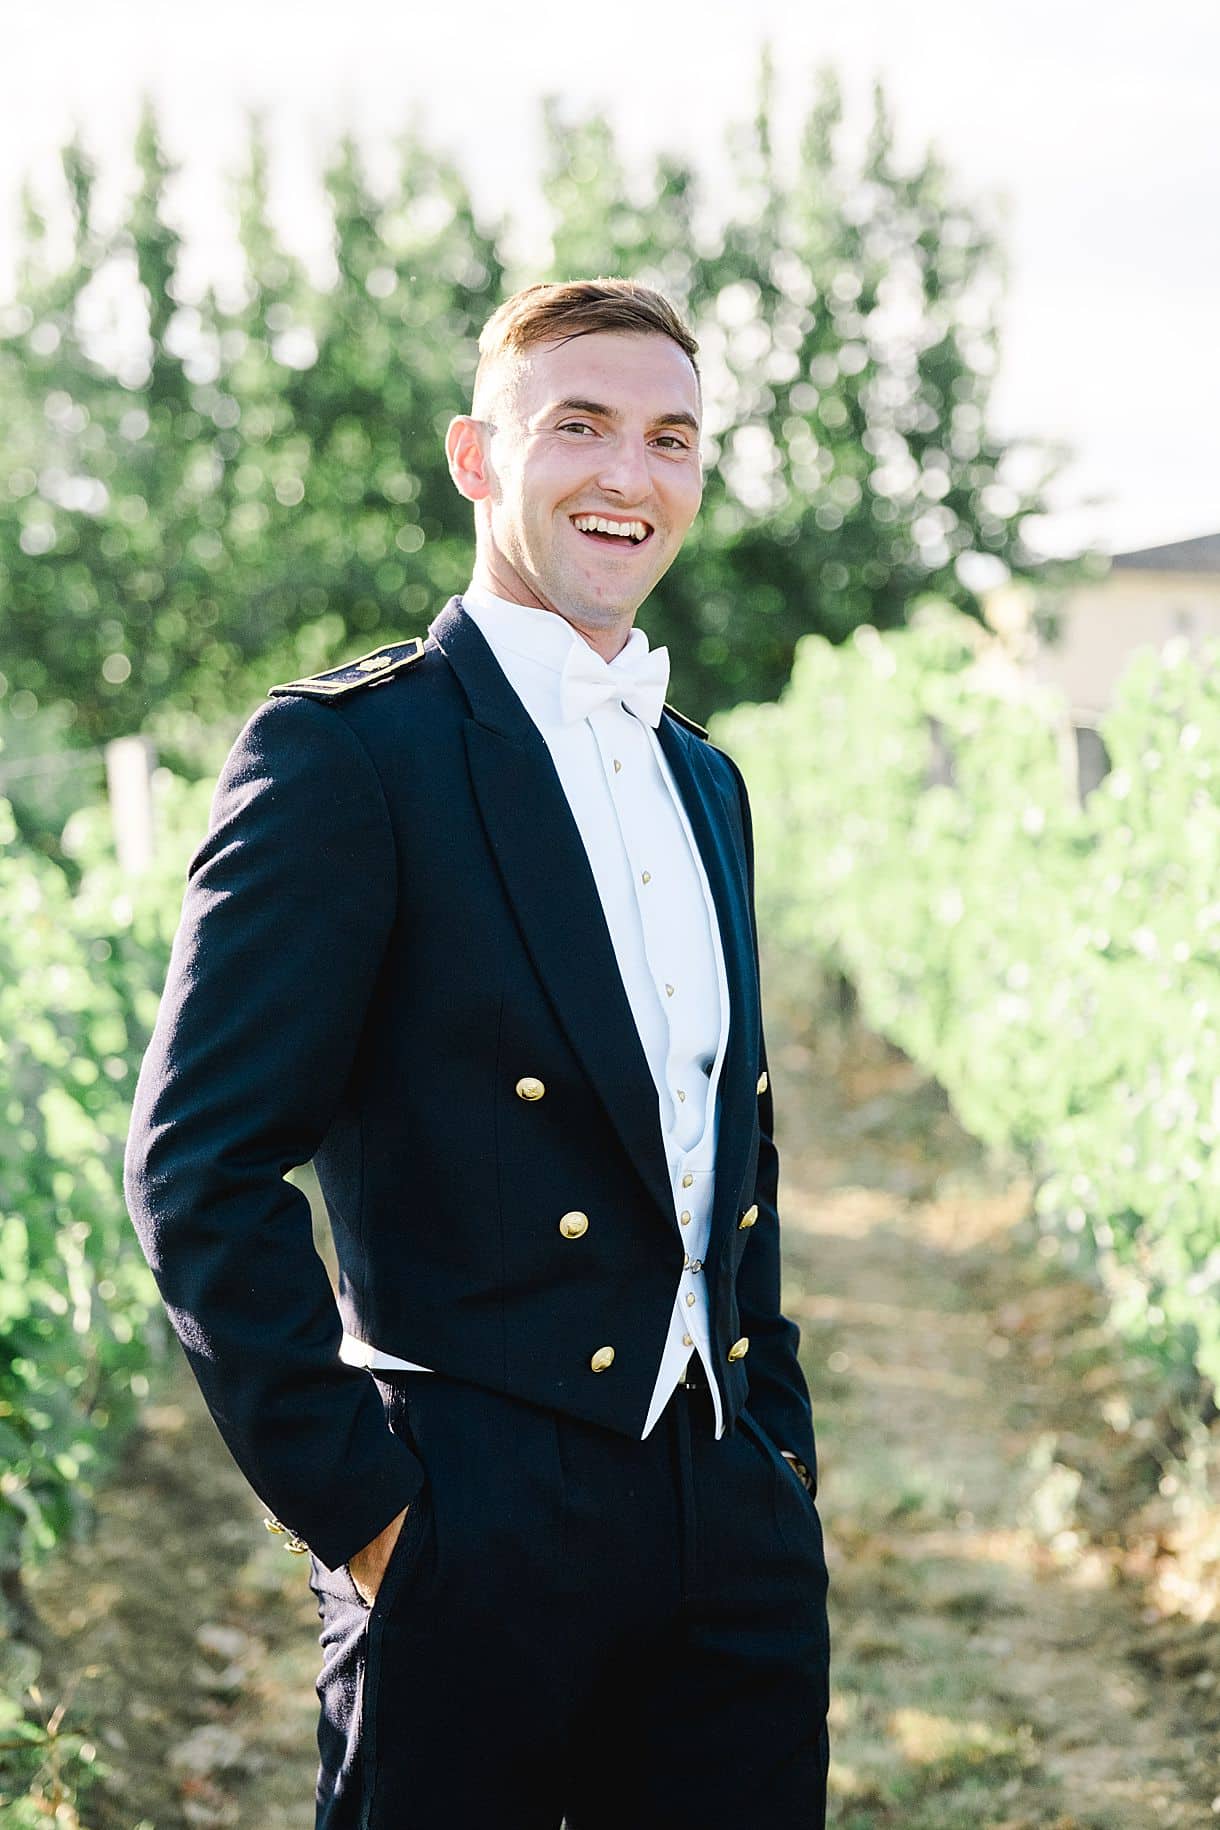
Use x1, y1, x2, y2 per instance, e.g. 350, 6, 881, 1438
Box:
124, 278, 831, 1828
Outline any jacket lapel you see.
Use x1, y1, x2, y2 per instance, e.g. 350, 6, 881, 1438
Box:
430, 600, 677, 1229
654, 715, 760, 1249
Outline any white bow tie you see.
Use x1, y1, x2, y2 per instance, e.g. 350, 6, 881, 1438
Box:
559, 637, 671, 729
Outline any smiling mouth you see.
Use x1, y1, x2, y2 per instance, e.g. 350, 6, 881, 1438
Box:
570, 514, 654, 548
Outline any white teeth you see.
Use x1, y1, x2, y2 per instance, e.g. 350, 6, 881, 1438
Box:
573, 515, 648, 541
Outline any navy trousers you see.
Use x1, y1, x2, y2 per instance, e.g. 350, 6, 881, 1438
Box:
310, 1365, 831, 1828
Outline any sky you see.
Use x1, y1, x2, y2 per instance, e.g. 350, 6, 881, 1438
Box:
3, 0, 1217, 560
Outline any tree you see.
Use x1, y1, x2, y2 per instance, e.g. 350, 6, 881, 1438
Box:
542, 61, 1075, 714
0, 66, 1079, 761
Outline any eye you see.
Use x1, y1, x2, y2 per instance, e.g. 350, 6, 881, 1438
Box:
557, 420, 597, 436
654, 434, 692, 451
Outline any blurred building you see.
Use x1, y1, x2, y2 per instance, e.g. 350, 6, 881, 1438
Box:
1030, 531, 1220, 720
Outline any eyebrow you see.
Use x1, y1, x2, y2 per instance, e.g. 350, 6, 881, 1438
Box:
547, 397, 700, 434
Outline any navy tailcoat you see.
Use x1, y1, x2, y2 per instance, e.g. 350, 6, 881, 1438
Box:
123, 599, 817, 1571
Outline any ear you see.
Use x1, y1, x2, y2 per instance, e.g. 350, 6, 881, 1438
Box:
446, 415, 492, 503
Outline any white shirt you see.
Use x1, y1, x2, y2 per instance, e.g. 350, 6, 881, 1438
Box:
340, 584, 731, 1437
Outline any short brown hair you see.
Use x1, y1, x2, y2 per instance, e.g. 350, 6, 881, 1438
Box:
473, 278, 699, 412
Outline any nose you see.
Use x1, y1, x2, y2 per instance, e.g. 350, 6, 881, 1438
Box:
595, 433, 652, 503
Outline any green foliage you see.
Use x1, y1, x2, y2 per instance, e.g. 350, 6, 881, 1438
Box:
0, 777, 210, 1575
0, 1670, 96, 1827
546, 63, 1079, 715
1, 70, 1080, 773
0, 772, 211, 1821
715, 616, 1220, 1391
0, 117, 502, 763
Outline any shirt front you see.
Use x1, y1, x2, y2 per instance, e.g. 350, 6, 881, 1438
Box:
340, 584, 731, 1437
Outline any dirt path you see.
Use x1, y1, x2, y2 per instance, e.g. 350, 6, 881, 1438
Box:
24, 1006, 1220, 1828
772, 1007, 1219, 1828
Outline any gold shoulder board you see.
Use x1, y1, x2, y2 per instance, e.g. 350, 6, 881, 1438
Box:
663, 702, 709, 740
268, 638, 425, 700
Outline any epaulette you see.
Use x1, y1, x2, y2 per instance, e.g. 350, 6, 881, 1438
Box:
663, 702, 709, 740
268, 638, 425, 700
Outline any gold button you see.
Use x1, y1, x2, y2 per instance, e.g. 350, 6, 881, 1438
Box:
757, 1070, 769, 1095
682, 1174, 694, 1188
727, 1336, 750, 1362
665, 983, 674, 998
738, 1204, 759, 1229
614, 759, 622, 773
685, 1292, 696, 1307
676, 1089, 686, 1103
641, 870, 652, 884
690, 1259, 702, 1273
682, 1333, 693, 1347
263, 1514, 307, 1552
590, 1345, 615, 1373
559, 1210, 589, 1239
515, 1076, 545, 1101
679, 1210, 691, 1225
683, 1254, 691, 1268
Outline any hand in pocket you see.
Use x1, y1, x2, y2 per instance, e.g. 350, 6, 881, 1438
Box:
347, 1503, 410, 1606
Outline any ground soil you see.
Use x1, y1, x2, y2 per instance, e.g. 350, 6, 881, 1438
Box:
21, 1002, 1220, 1827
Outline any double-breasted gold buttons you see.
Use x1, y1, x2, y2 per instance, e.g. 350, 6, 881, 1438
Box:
727, 1336, 750, 1362
559, 1211, 589, 1239
590, 1346, 615, 1372
738, 1204, 759, 1230
757, 1070, 769, 1095
515, 1076, 546, 1101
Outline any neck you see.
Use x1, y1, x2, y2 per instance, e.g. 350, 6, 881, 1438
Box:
469, 558, 634, 662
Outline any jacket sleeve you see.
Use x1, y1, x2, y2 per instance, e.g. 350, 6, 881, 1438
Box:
722, 750, 819, 1492
123, 693, 424, 1570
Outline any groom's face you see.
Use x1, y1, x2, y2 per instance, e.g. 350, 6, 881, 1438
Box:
475, 329, 703, 629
